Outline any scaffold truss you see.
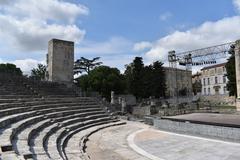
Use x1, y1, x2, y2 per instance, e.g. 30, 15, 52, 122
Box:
168, 41, 236, 70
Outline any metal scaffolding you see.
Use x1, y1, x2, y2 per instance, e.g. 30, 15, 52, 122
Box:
168, 41, 235, 70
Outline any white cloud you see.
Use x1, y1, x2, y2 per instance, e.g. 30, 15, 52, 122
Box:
0, 58, 44, 74
76, 37, 133, 56
159, 12, 172, 21
233, 0, 240, 12
2, 0, 89, 23
13, 59, 44, 73
0, 0, 88, 51
133, 41, 152, 52
140, 16, 240, 63
101, 55, 137, 73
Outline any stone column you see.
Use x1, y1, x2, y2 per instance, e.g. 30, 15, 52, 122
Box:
121, 98, 126, 113
150, 96, 156, 106
235, 40, 240, 111
110, 91, 115, 105
118, 97, 122, 104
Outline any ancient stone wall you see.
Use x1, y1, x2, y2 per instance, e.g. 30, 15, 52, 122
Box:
164, 67, 192, 98
201, 95, 236, 106
47, 39, 74, 85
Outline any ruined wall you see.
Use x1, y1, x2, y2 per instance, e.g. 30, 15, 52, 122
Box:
47, 39, 74, 85
164, 67, 192, 98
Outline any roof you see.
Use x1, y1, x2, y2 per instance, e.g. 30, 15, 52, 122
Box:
201, 62, 226, 71
192, 72, 201, 78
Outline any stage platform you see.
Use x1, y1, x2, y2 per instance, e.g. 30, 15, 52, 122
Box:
163, 113, 240, 128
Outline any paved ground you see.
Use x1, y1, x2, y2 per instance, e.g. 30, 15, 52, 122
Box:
164, 113, 240, 127
86, 121, 151, 160
86, 120, 240, 160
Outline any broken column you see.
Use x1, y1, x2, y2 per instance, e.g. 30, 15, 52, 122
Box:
110, 91, 115, 105
121, 98, 126, 113
235, 40, 240, 111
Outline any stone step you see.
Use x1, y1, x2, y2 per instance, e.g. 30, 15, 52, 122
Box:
11, 109, 104, 153
0, 102, 99, 117
29, 111, 106, 148
0, 107, 102, 153
58, 118, 119, 159
16, 115, 111, 159
0, 97, 96, 104
0, 99, 97, 110
64, 121, 126, 160
45, 117, 113, 159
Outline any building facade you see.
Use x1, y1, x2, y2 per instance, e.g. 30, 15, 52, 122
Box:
201, 63, 228, 96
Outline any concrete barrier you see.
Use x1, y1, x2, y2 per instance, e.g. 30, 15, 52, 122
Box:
154, 118, 240, 142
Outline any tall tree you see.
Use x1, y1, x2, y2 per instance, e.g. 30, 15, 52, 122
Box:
74, 57, 102, 74
151, 61, 166, 98
124, 57, 166, 99
0, 63, 22, 75
76, 66, 126, 100
31, 64, 47, 80
124, 57, 144, 98
226, 45, 237, 96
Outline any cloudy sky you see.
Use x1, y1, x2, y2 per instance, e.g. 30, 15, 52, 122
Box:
0, 0, 240, 74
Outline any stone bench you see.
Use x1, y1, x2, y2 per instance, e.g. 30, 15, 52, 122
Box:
64, 121, 126, 160
45, 116, 113, 159
11, 108, 104, 156
0, 105, 102, 151
15, 112, 108, 159
28, 111, 106, 148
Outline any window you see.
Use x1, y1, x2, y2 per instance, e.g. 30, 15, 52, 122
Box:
215, 77, 218, 84
223, 76, 226, 83
223, 66, 225, 72
208, 88, 210, 95
204, 88, 206, 95
203, 78, 206, 86
208, 78, 210, 85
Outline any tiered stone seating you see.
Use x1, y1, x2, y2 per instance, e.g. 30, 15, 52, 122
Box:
0, 74, 39, 99
26, 79, 78, 97
0, 74, 125, 160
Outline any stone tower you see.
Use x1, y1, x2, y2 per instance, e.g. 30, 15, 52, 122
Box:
47, 39, 74, 85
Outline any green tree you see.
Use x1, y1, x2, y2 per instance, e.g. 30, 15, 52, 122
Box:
192, 81, 202, 95
226, 45, 237, 96
151, 61, 166, 98
141, 61, 166, 98
124, 57, 144, 98
0, 63, 22, 75
124, 57, 166, 99
76, 66, 126, 100
31, 64, 47, 80
74, 57, 102, 74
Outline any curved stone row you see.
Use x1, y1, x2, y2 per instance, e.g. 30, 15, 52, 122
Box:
63, 121, 126, 160
0, 97, 123, 160
0, 75, 126, 160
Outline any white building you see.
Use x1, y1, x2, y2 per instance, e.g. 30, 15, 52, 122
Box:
201, 63, 228, 96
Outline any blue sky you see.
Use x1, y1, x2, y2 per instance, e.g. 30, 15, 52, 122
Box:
77, 0, 236, 41
0, 0, 240, 73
